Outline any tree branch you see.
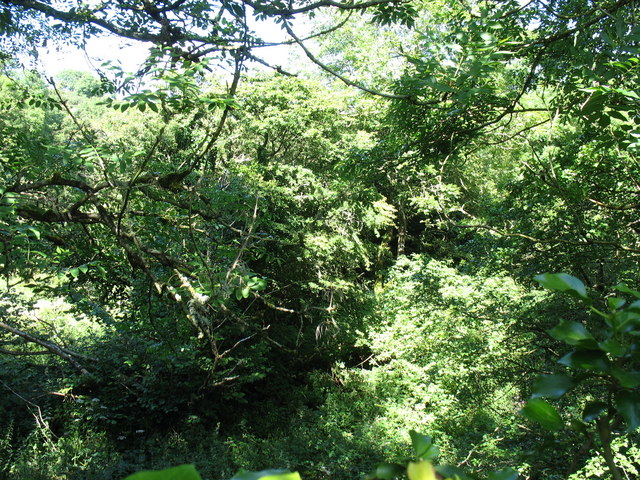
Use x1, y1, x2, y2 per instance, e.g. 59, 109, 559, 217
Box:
0, 320, 95, 374
283, 20, 419, 101
456, 223, 640, 253
246, 0, 403, 16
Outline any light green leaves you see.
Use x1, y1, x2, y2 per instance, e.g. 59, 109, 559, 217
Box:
231, 470, 301, 480
68, 264, 89, 279
123, 464, 202, 480
123, 467, 303, 480
407, 461, 437, 480
233, 275, 268, 300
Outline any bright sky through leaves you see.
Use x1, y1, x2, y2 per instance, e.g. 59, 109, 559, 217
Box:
32, 15, 300, 76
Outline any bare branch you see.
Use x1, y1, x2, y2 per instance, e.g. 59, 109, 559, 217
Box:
0, 321, 95, 374
225, 196, 259, 283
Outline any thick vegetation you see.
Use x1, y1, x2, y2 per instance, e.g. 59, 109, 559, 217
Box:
0, 0, 639, 479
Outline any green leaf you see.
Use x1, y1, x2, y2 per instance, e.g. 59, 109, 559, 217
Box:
228, 2, 245, 17
531, 374, 575, 399
24, 226, 40, 239
611, 367, 640, 388
627, 300, 640, 313
599, 338, 626, 356
581, 92, 606, 115
548, 320, 598, 349
615, 283, 640, 299
231, 470, 301, 480
407, 461, 436, 480
558, 350, 610, 373
2, 192, 17, 205
374, 463, 405, 480
488, 468, 518, 480
69, 267, 80, 278
607, 109, 628, 122
608, 297, 626, 311
148, 102, 159, 113
79, 264, 89, 274
409, 431, 440, 460
582, 401, 607, 422
123, 464, 202, 480
434, 465, 473, 480
534, 273, 590, 302
570, 418, 588, 434
521, 398, 563, 430
615, 390, 640, 430
616, 310, 640, 332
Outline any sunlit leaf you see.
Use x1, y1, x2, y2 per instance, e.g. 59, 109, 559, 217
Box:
124, 464, 202, 480
534, 273, 590, 302
521, 398, 563, 430
231, 470, 301, 480
407, 461, 436, 480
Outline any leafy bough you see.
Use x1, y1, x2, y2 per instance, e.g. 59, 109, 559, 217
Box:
523, 273, 640, 480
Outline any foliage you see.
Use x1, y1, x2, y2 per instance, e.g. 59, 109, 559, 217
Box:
524, 273, 640, 480
300, 255, 545, 475
116, 431, 518, 480
2, 0, 640, 479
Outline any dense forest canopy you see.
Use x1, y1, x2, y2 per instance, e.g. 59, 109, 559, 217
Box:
1, 0, 639, 479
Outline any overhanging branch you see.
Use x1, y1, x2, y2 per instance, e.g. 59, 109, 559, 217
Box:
283, 20, 417, 101
0, 320, 95, 374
